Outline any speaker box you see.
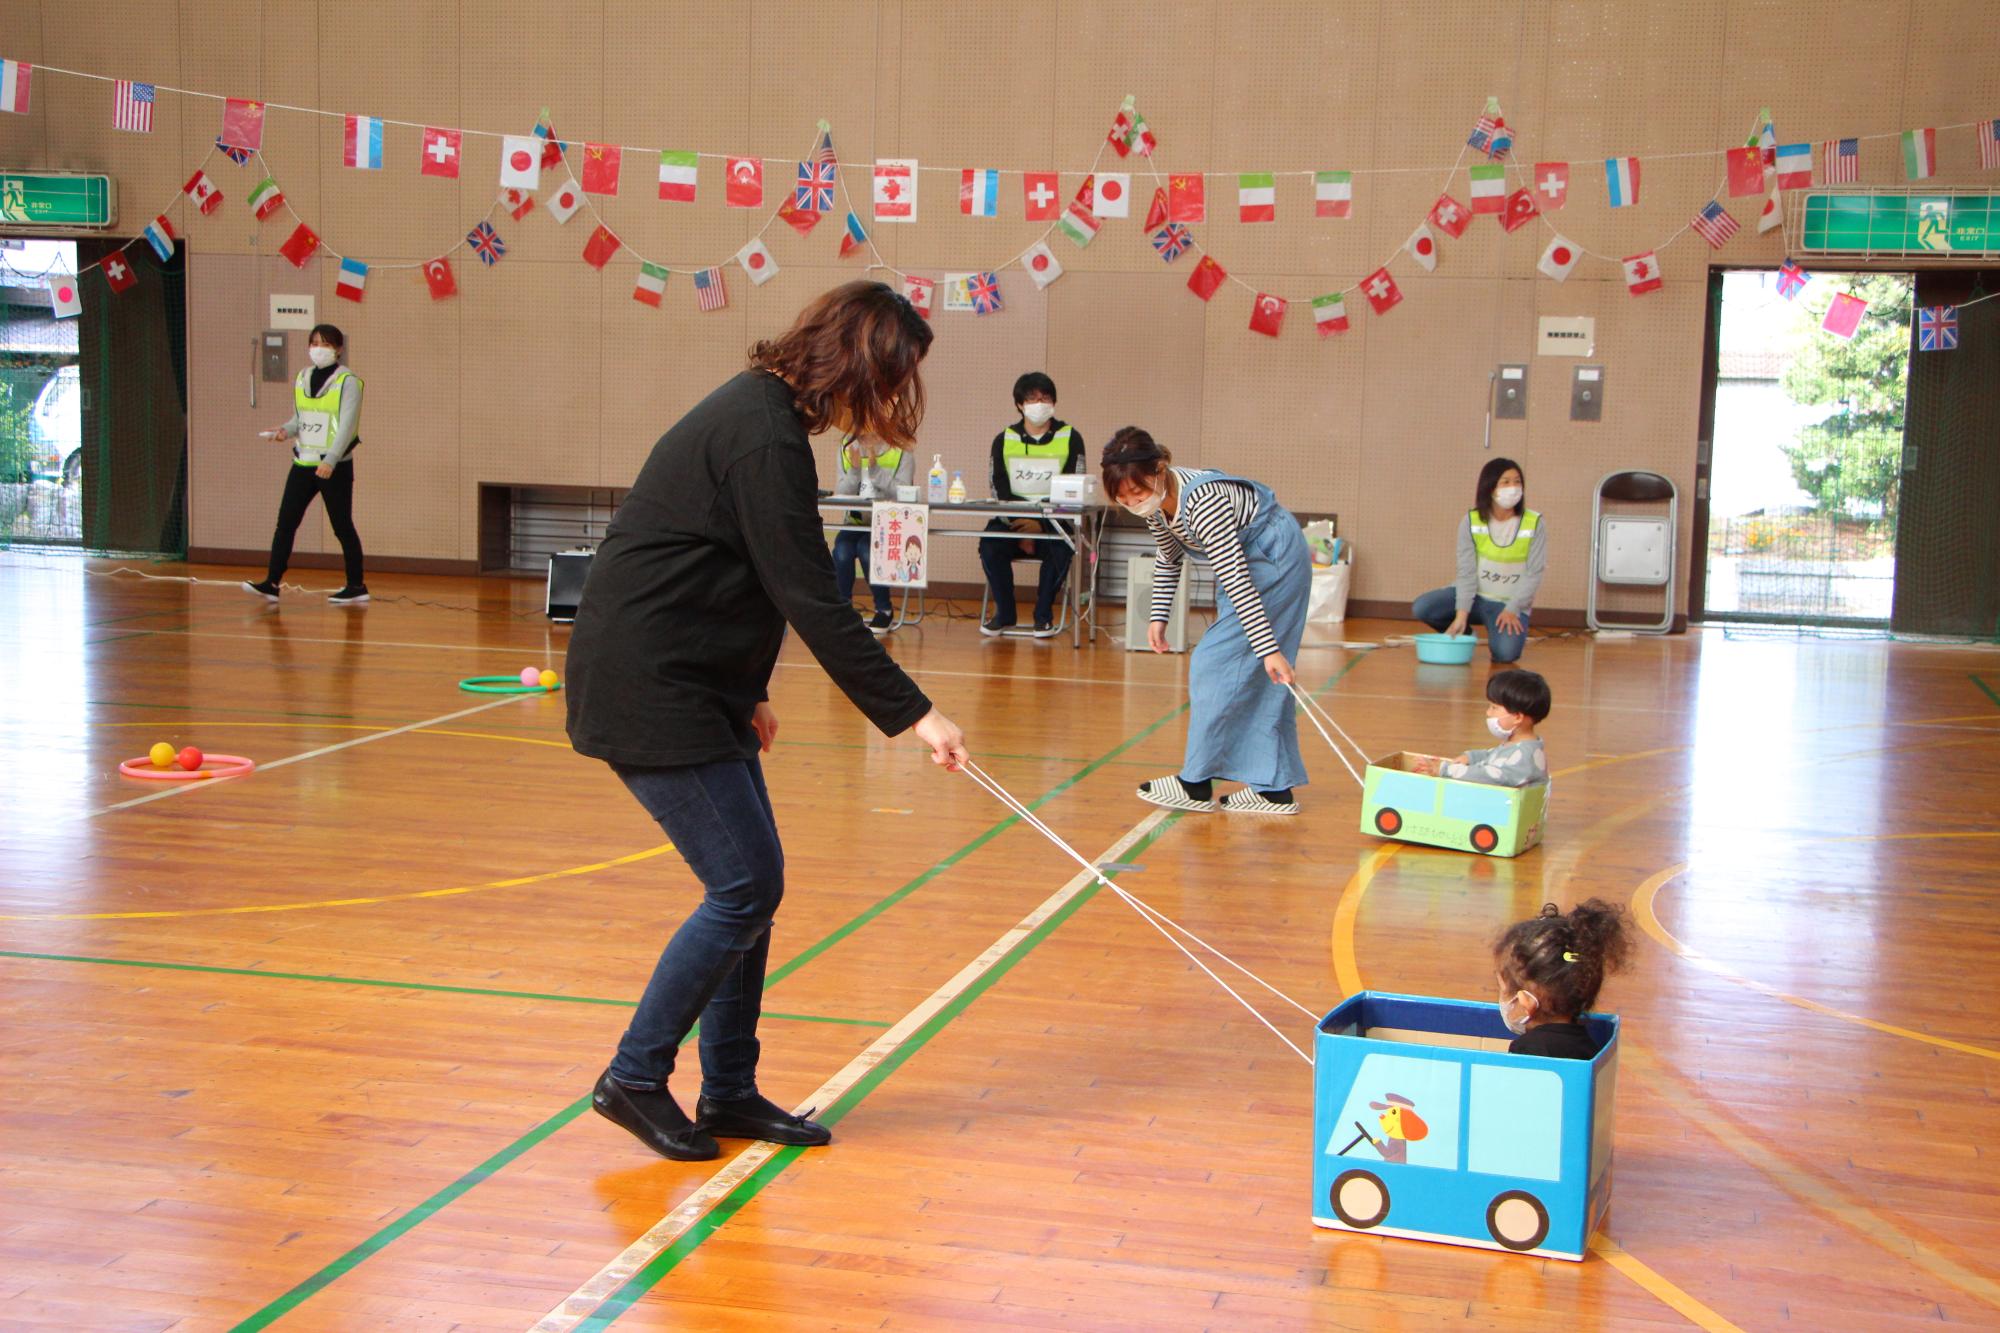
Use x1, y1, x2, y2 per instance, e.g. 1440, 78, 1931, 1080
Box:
546, 550, 594, 623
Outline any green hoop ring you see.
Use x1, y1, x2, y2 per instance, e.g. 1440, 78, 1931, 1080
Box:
457, 676, 562, 694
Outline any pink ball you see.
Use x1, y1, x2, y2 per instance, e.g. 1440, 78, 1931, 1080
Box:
521, 667, 541, 687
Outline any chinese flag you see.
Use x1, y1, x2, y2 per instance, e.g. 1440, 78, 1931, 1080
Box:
582, 224, 622, 270
580, 143, 621, 195
778, 197, 818, 235
1169, 173, 1205, 223
221, 98, 264, 151
1187, 254, 1226, 301
1144, 186, 1168, 231
1248, 293, 1286, 338
278, 222, 319, 268
423, 257, 457, 300
1726, 146, 1765, 198
1822, 291, 1867, 339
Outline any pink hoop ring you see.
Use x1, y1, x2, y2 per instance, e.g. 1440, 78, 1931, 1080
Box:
118, 754, 258, 781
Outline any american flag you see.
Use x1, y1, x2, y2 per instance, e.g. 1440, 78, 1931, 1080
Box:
1691, 201, 1740, 249
1151, 223, 1190, 262
467, 221, 505, 265
215, 136, 251, 165
967, 270, 1003, 315
795, 160, 836, 212
112, 80, 154, 133
1918, 305, 1958, 351
1468, 114, 1511, 160
694, 266, 727, 312
1822, 138, 1859, 184
1980, 119, 2000, 171
1776, 258, 1811, 300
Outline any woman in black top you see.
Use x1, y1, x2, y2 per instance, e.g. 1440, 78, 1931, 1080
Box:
567, 282, 969, 1161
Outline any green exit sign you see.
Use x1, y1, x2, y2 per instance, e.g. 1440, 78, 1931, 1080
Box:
0, 172, 117, 228
1800, 190, 1997, 257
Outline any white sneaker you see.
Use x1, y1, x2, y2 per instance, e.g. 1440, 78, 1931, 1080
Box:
1136, 775, 1217, 812
1220, 789, 1300, 816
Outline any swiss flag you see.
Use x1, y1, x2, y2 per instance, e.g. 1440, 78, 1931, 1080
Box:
1622, 251, 1662, 295
1186, 254, 1226, 301
1501, 188, 1539, 234
183, 170, 223, 215
421, 127, 462, 179
1531, 162, 1568, 210
1248, 293, 1286, 338
423, 257, 457, 300
278, 222, 319, 268
547, 181, 583, 224
1726, 146, 1765, 198
580, 143, 621, 195
582, 224, 622, 270
726, 157, 763, 208
1361, 267, 1402, 315
1143, 186, 1168, 230
1168, 174, 1205, 223
101, 252, 137, 294
1429, 194, 1470, 238
1023, 172, 1060, 220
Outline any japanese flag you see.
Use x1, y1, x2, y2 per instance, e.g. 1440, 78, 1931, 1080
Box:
1405, 223, 1438, 272
46, 273, 82, 319
500, 135, 542, 191
1537, 235, 1580, 282
547, 180, 583, 225
1757, 185, 1783, 234
1023, 242, 1063, 289
735, 236, 778, 286
1092, 173, 1131, 219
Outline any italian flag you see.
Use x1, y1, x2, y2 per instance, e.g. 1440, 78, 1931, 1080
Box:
1315, 171, 1351, 218
1469, 164, 1507, 213
1902, 127, 1936, 180
658, 150, 697, 202
633, 262, 669, 307
248, 177, 285, 222
1238, 172, 1275, 223
1311, 293, 1348, 337
1056, 201, 1100, 248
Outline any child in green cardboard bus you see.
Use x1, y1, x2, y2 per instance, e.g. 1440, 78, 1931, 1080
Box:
1493, 899, 1633, 1060
1411, 669, 1549, 787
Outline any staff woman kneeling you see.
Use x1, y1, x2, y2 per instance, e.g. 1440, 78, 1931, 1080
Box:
1104, 428, 1312, 816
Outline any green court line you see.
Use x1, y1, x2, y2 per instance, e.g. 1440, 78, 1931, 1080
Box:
0, 951, 888, 1026
84, 699, 365, 720
1974, 675, 2000, 710
224, 696, 1192, 1329
575, 812, 1189, 1330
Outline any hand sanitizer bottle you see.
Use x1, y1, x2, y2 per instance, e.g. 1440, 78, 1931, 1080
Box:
948, 471, 967, 504
927, 454, 948, 503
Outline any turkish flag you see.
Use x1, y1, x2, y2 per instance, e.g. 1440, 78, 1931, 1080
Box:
582, 224, 621, 270
1429, 194, 1470, 238
1726, 146, 1765, 198
1248, 293, 1286, 338
1169, 174, 1205, 223
423, 257, 457, 300
1023, 172, 1060, 220
1501, 188, 1539, 234
726, 157, 763, 208
1144, 186, 1168, 230
1531, 162, 1569, 210
278, 222, 319, 268
1361, 266, 1402, 315
580, 143, 621, 195
421, 127, 462, 179
101, 251, 138, 294
1186, 254, 1226, 301
778, 197, 819, 235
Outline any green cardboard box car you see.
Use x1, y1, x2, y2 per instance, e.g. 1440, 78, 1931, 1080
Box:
1361, 752, 1547, 857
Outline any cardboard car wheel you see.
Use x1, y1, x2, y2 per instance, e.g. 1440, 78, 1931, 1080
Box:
1470, 823, 1499, 853
1331, 1169, 1391, 1229
1486, 1190, 1549, 1251
1374, 808, 1403, 836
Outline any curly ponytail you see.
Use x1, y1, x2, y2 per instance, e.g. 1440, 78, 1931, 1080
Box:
1494, 898, 1633, 1018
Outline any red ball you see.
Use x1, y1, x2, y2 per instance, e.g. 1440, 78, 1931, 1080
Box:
176, 746, 204, 771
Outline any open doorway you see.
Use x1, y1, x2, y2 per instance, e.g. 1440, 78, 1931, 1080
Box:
0, 239, 81, 545
1700, 269, 1912, 623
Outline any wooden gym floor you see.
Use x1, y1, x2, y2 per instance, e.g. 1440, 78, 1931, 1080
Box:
3, 553, 1999, 1332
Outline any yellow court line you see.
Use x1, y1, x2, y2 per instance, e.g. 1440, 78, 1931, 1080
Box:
0, 844, 674, 922
1633, 863, 2000, 1063
1590, 1237, 1745, 1333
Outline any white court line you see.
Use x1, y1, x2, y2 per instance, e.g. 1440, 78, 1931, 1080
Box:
90, 694, 524, 818
530, 808, 1171, 1333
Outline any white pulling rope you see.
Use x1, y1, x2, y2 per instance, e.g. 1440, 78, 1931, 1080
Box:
1288, 684, 1375, 773
1285, 683, 1368, 788
957, 759, 1317, 1064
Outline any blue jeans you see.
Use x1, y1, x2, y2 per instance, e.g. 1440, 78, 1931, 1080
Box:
608, 758, 783, 1100
831, 529, 892, 614
979, 519, 1073, 624
1412, 587, 1530, 663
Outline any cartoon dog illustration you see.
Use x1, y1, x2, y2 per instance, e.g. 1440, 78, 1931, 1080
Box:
1364, 1093, 1429, 1163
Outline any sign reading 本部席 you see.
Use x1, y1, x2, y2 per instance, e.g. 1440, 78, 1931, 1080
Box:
869, 501, 929, 589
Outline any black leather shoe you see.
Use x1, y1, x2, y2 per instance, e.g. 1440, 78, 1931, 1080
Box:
696, 1092, 832, 1146
592, 1071, 720, 1161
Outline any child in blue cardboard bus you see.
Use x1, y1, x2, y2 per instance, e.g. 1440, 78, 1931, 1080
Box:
1496, 899, 1632, 1060
1409, 669, 1550, 788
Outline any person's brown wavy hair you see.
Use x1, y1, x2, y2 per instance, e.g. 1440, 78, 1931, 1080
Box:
749, 281, 933, 447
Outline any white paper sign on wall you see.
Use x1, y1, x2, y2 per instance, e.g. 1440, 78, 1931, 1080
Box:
1537, 315, 1595, 357
270, 294, 316, 330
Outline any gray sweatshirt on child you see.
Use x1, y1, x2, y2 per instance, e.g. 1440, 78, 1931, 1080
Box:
1442, 737, 1548, 787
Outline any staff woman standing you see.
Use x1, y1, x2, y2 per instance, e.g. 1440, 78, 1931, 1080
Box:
1103, 428, 1312, 816
242, 323, 368, 604
1411, 457, 1546, 663
566, 282, 968, 1161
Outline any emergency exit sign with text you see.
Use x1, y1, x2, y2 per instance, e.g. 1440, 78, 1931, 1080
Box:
0, 172, 117, 228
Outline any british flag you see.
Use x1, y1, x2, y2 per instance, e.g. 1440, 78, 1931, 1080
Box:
467, 221, 505, 265
1691, 201, 1740, 250
1918, 305, 1958, 351
215, 136, 251, 166
795, 159, 836, 213
1776, 258, 1810, 300
1822, 138, 1859, 184
1151, 223, 1190, 262
967, 270, 1003, 315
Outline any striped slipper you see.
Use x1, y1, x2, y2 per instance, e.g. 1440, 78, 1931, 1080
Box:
1219, 788, 1300, 817
1136, 775, 1217, 812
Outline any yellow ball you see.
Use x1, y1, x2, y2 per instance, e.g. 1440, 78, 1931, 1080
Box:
149, 741, 176, 769
539, 669, 559, 689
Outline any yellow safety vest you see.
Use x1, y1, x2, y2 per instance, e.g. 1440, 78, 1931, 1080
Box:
1002, 424, 1071, 499
291, 365, 360, 466
1469, 506, 1539, 605
840, 442, 903, 524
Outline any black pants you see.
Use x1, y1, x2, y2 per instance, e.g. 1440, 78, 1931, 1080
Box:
265, 461, 364, 587
978, 518, 1073, 624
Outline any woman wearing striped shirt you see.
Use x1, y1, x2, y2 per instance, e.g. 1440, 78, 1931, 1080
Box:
1103, 428, 1313, 816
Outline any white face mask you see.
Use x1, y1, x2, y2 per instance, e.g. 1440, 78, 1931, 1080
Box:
308, 345, 338, 369
1022, 402, 1056, 427
1123, 480, 1166, 518
1493, 485, 1524, 511
1487, 714, 1518, 740
1499, 986, 1537, 1036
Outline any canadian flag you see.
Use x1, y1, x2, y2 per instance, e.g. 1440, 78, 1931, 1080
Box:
902, 273, 934, 319
1023, 242, 1063, 290
1537, 235, 1580, 282
500, 135, 542, 191
183, 170, 222, 215
1093, 173, 1131, 219
547, 181, 583, 225
735, 236, 778, 286
1429, 194, 1470, 239
505, 188, 535, 221
1361, 267, 1402, 315
1405, 224, 1438, 272
725, 157, 763, 208
874, 159, 918, 222
1622, 250, 1663, 296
